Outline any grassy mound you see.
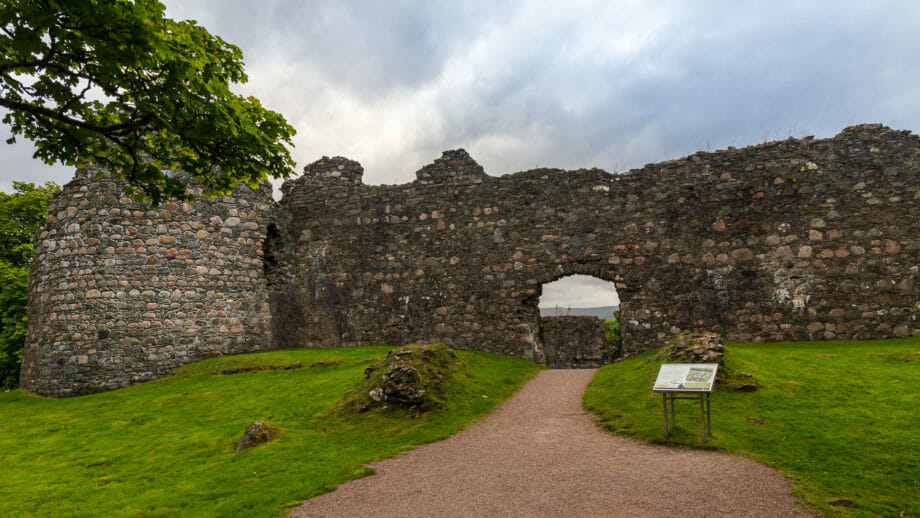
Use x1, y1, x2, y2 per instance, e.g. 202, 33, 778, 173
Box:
349, 343, 464, 412
0, 346, 540, 517
583, 337, 920, 517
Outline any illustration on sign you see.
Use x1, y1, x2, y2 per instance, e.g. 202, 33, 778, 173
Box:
653, 363, 719, 392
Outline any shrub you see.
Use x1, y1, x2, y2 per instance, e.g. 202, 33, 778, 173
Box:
603, 310, 622, 358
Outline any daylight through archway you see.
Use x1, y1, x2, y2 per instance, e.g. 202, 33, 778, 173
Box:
537, 275, 622, 368
539, 275, 620, 319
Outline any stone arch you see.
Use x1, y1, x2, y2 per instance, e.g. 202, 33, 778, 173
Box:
523, 261, 655, 360
533, 272, 621, 368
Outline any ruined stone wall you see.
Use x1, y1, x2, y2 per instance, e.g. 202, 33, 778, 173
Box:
21, 124, 920, 396
540, 316, 611, 368
275, 124, 920, 362
20, 168, 275, 396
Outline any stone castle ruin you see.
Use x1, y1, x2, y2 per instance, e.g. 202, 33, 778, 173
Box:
20, 124, 920, 396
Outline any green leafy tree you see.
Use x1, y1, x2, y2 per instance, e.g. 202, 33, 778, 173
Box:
1, 0, 295, 205
0, 181, 59, 390
603, 310, 622, 358
0, 262, 29, 390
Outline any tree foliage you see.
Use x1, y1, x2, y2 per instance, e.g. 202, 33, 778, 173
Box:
604, 309, 621, 357
0, 262, 29, 390
0, 181, 59, 390
1, 0, 295, 205
0, 180, 58, 267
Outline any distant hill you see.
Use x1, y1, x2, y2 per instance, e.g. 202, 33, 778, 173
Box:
539, 305, 619, 319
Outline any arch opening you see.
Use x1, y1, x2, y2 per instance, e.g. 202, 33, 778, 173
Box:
536, 274, 622, 368
538, 274, 620, 318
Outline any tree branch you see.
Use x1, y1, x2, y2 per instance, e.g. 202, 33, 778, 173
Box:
0, 97, 145, 135
59, 82, 92, 112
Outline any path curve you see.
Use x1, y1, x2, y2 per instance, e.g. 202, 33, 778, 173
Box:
292, 369, 811, 517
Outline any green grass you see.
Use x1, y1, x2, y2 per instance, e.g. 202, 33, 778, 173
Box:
583, 337, 920, 517
0, 346, 541, 517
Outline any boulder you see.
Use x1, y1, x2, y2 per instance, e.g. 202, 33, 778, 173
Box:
235, 421, 279, 452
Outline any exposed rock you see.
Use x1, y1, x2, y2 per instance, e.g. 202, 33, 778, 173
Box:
354, 344, 461, 411
218, 363, 303, 375
219, 367, 260, 375
666, 332, 724, 364
379, 365, 426, 405
731, 372, 758, 392
235, 421, 280, 452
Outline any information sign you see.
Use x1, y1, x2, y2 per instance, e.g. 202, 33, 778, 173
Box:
653, 363, 718, 392
652, 363, 719, 440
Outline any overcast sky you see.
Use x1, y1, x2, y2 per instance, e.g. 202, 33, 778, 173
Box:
3, 0, 919, 307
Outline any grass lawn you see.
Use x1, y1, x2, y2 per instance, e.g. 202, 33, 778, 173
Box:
583, 336, 920, 517
0, 346, 540, 517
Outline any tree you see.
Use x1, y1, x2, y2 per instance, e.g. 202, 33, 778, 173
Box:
0, 181, 59, 390
0, 262, 29, 390
1, 0, 295, 205
603, 310, 621, 358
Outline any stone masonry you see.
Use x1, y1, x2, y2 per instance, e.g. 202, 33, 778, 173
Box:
20, 169, 275, 396
540, 316, 612, 368
21, 124, 920, 396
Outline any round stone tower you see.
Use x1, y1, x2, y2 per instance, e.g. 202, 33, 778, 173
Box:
20, 168, 275, 396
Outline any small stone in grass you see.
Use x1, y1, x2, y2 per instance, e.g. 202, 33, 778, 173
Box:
829, 498, 857, 508
236, 421, 279, 452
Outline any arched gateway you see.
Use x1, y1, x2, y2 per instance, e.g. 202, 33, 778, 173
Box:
21, 124, 920, 395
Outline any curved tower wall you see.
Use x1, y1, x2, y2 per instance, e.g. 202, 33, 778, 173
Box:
20, 168, 274, 396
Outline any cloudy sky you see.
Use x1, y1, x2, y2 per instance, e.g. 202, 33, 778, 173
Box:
2, 0, 918, 307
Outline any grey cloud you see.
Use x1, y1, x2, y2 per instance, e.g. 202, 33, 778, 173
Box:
0, 124, 72, 193
170, 0, 512, 96
7, 1, 920, 186
160, 1, 920, 188
539, 275, 620, 309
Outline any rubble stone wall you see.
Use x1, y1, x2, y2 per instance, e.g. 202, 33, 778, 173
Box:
21, 124, 920, 396
20, 169, 275, 396
278, 125, 920, 364
539, 316, 611, 368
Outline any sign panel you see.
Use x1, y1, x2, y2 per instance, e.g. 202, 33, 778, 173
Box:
653, 363, 719, 392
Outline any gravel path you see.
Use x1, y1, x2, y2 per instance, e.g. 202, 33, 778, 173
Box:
291, 369, 811, 517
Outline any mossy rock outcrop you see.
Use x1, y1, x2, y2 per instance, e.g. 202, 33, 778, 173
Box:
665, 332, 725, 364
349, 344, 463, 412
663, 332, 758, 391
235, 421, 281, 452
